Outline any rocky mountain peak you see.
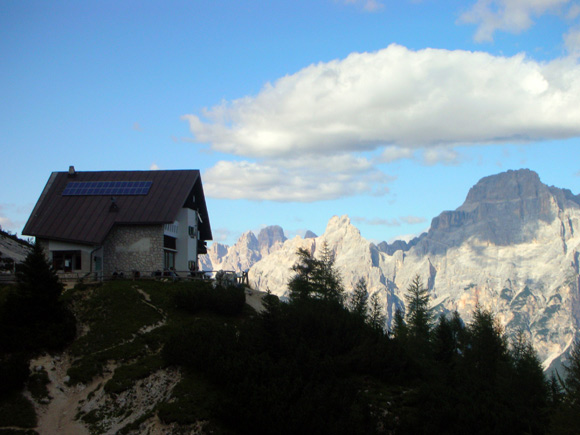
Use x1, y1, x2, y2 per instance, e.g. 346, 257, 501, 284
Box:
238, 231, 259, 249
461, 169, 546, 209
257, 225, 287, 256
324, 215, 361, 239
423, 169, 565, 250
304, 230, 317, 239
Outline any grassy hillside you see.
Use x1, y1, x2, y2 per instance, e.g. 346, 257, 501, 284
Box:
0, 279, 251, 434
1, 272, 576, 434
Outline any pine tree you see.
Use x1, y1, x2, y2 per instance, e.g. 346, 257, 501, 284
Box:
551, 340, 580, 434
405, 275, 433, 343
349, 278, 369, 320
288, 243, 344, 304
391, 306, 407, 340
0, 242, 75, 353
367, 292, 385, 331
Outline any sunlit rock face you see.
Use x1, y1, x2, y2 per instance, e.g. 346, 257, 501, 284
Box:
199, 225, 287, 273
248, 169, 580, 369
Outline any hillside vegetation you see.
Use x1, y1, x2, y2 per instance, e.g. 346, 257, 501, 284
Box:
1, 244, 580, 434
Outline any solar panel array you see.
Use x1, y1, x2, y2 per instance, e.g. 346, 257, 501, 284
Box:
62, 181, 153, 196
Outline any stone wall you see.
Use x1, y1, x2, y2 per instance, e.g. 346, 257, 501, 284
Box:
103, 225, 163, 277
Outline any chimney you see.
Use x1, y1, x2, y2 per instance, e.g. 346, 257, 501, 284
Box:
68, 166, 76, 177
109, 197, 119, 212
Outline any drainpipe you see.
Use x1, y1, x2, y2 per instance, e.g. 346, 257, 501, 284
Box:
90, 246, 102, 281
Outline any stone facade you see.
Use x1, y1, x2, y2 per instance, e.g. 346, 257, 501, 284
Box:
103, 225, 164, 277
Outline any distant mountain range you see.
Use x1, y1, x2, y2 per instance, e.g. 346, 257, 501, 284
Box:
202, 169, 580, 370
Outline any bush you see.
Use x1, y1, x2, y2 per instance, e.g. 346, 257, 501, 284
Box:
0, 392, 37, 428
0, 353, 29, 397
174, 284, 245, 316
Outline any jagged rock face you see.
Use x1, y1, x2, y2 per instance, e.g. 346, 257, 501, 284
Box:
376, 237, 422, 255
200, 226, 289, 272
422, 169, 579, 253
248, 170, 580, 369
257, 225, 287, 257
215, 231, 261, 272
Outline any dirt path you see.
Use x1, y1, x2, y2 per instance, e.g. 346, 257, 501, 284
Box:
32, 354, 114, 435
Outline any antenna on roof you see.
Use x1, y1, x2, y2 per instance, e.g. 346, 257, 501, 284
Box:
68, 166, 76, 177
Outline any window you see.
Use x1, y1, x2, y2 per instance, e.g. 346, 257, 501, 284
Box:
163, 235, 177, 250
164, 251, 175, 269
188, 226, 197, 238
52, 250, 82, 272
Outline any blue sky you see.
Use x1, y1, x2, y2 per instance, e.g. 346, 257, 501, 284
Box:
1, 0, 580, 246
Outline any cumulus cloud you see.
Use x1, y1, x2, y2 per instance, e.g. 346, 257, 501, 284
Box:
565, 27, 580, 57
379, 145, 415, 163
421, 146, 461, 166
186, 44, 580, 201
203, 155, 389, 202
186, 44, 580, 157
460, 0, 572, 42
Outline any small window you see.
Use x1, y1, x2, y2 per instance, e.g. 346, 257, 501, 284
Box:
52, 250, 82, 272
163, 235, 177, 250
164, 251, 175, 269
188, 226, 197, 238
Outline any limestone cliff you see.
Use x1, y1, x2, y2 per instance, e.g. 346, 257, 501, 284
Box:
248, 169, 580, 369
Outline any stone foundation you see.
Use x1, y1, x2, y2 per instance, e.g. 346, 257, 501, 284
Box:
103, 225, 163, 277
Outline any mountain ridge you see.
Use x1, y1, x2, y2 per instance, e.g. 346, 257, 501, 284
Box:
206, 169, 580, 369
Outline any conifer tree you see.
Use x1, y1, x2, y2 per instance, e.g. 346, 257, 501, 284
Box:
349, 278, 369, 320
367, 292, 385, 331
0, 242, 75, 352
391, 306, 407, 340
404, 275, 433, 343
288, 243, 344, 304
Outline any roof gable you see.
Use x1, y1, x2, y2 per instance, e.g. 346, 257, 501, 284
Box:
23, 170, 212, 244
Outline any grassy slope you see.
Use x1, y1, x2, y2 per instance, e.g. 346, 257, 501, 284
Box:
0, 280, 252, 434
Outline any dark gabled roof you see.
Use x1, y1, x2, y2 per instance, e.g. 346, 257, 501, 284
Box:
23, 169, 212, 245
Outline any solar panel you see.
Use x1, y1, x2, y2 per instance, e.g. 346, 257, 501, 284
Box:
62, 181, 153, 196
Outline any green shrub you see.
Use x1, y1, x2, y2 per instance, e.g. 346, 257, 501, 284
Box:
0, 353, 29, 397
174, 284, 245, 316
105, 354, 165, 394
27, 369, 51, 401
0, 392, 37, 428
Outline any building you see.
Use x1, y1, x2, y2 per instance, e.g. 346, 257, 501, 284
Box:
22, 167, 212, 279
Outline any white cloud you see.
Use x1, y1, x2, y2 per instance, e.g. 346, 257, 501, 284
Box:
0, 204, 26, 234
379, 145, 415, 163
353, 215, 427, 227
353, 216, 402, 226
400, 215, 427, 225
186, 44, 580, 158
421, 146, 461, 166
212, 227, 234, 243
203, 156, 390, 202
564, 27, 580, 57
186, 44, 580, 201
567, 3, 580, 19
150, 163, 160, 170
460, 0, 572, 42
